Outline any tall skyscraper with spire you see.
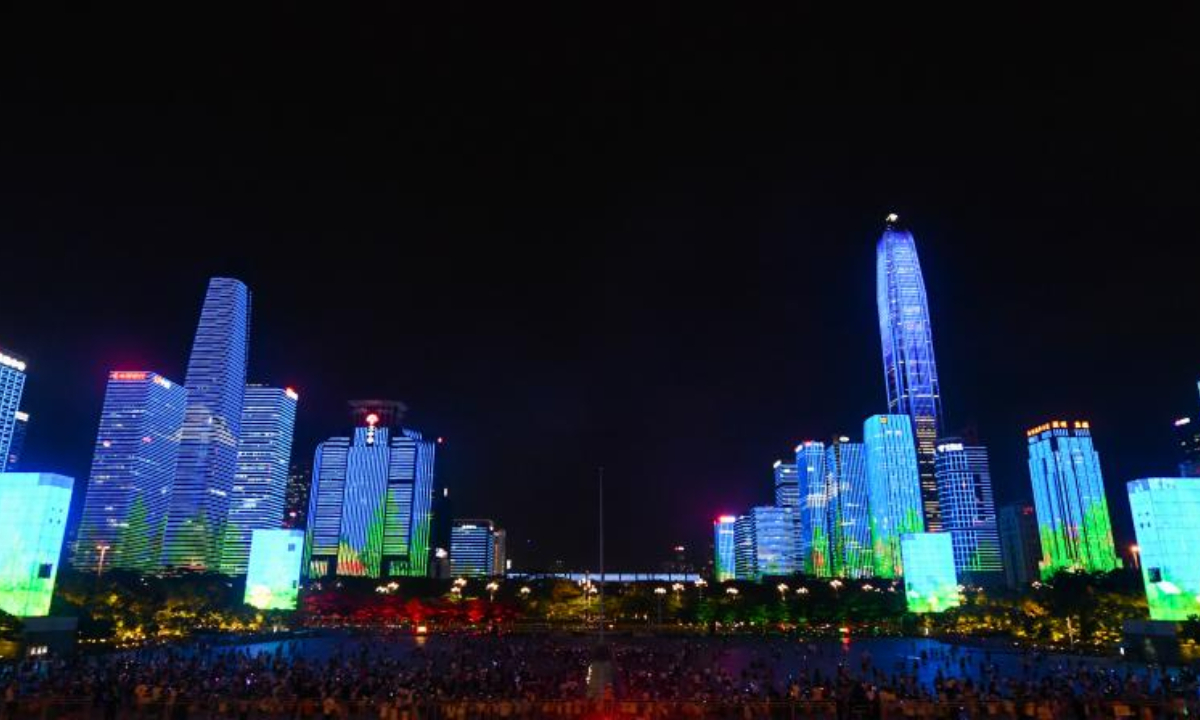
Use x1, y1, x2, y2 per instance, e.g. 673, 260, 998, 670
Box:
876, 214, 944, 531
161, 278, 252, 570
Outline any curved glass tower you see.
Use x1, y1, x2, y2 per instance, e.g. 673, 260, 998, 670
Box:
877, 215, 944, 531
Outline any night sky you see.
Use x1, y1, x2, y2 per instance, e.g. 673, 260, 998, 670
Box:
1, 7, 1198, 571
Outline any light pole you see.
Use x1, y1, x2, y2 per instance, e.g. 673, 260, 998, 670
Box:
654, 587, 667, 626
695, 578, 707, 601
1130, 544, 1141, 571
95, 544, 110, 583
486, 581, 500, 603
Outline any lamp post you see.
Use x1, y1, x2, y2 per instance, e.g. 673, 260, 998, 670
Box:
486, 581, 500, 603
1130, 544, 1141, 571
654, 587, 667, 626
695, 578, 707, 601
95, 544, 110, 583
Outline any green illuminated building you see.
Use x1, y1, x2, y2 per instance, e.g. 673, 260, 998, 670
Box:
244, 529, 304, 610
0, 473, 74, 617
1127, 477, 1200, 621
900, 532, 959, 613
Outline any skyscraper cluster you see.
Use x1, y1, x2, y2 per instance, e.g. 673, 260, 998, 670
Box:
73, 278, 298, 575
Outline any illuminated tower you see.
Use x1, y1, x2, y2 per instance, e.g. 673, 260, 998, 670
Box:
0, 473, 74, 617
219, 386, 299, 575
773, 461, 799, 508
1026, 420, 1119, 577
161, 278, 252, 570
75, 371, 187, 571
713, 515, 736, 582
1173, 416, 1200, 477
876, 215, 944, 531
1127, 477, 1200, 620
0, 348, 28, 472
732, 506, 800, 581
5, 411, 28, 471
450, 519, 497, 577
794, 441, 829, 576
304, 401, 436, 578
864, 414, 924, 578
934, 439, 1002, 584
826, 437, 871, 578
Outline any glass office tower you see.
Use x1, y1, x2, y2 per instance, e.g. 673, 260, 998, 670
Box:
934, 439, 1002, 583
162, 278, 252, 570
826, 438, 871, 578
450, 519, 498, 577
773, 461, 799, 509
732, 506, 800, 581
304, 401, 436, 578
900, 532, 959, 613
865, 414, 924, 578
1127, 477, 1200, 621
5, 411, 28, 471
220, 386, 299, 575
1026, 420, 1119, 577
794, 441, 829, 576
876, 216, 944, 532
244, 529, 304, 610
75, 371, 187, 571
998, 503, 1042, 588
0, 348, 28, 475
713, 515, 736, 582
0, 473, 74, 616
1174, 416, 1200, 477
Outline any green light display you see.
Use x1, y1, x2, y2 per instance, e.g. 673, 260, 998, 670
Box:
0, 473, 74, 617
244, 529, 304, 610
1127, 478, 1200, 621
900, 532, 959, 613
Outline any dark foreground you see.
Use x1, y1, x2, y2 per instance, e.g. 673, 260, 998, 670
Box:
2, 633, 1196, 719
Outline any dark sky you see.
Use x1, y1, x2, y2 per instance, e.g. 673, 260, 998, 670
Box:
1, 7, 1198, 571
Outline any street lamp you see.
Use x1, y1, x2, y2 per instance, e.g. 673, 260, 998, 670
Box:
776, 583, 789, 601
654, 587, 667, 625
1130, 544, 1141, 571
519, 586, 532, 598
486, 581, 500, 602
95, 544, 110, 582
671, 582, 684, 594
795, 586, 809, 596
695, 578, 707, 600
725, 587, 739, 598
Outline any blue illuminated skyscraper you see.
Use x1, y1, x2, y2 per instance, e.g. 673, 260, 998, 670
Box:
162, 278, 252, 570
75, 371, 187, 571
1026, 420, 1119, 577
304, 401, 436, 578
219, 386, 299, 575
713, 515, 736, 582
934, 439, 1002, 584
0, 348, 28, 474
864, 414, 924, 578
826, 438, 871, 578
773, 461, 799, 509
794, 441, 829, 575
876, 215, 944, 531
450, 519, 499, 577
731, 506, 799, 581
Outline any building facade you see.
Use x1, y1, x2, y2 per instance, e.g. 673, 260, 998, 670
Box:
0, 348, 28, 474
1127, 477, 1200, 621
773, 461, 799, 508
283, 463, 312, 529
876, 216, 944, 532
933, 439, 1002, 584
998, 503, 1041, 588
713, 515, 736, 582
794, 442, 829, 576
244, 529, 305, 610
900, 532, 959, 613
0, 473, 74, 617
732, 506, 800, 581
1026, 420, 1120, 577
1173, 416, 1200, 477
75, 371, 187, 572
162, 278, 252, 570
450, 519, 499, 577
864, 414, 925, 578
219, 386, 299, 575
826, 438, 871, 578
304, 402, 435, 578
6, 410, 28, 471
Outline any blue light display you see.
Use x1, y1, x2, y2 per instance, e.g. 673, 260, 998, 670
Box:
865, 414, 924, 578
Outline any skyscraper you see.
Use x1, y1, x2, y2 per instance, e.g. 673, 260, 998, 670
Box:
1026, 420, 1120, 577
713, 515, 736, 582
998, 503, 1041, 588
304, 401, 436, 578
283, 463, 312, 529
0, 473, 74, 617
773, 461, 799, 508
1173, 416, 1200, 477
244, 529, 305, 610
826, 437, 871, 578
450, 519, 500, 577
219, 386, 299, 575
794, 441, 829, 576
864, 414, 924, 578
1127, 477, 1200, 621
900, 532, 959, 613
75, 371, 187, 572
876, 215, 944, 531
492, 527, 507, 576
731, 506, 800, 581
5, 411, 28, 471
0, 348, 28, 473
934, 439, 1002, 584
161, 278, 252, 570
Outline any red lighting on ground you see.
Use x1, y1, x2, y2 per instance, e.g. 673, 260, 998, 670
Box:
110, 371, 149, 381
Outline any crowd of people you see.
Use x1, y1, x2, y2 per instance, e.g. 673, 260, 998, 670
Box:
1, 634, 1197, 718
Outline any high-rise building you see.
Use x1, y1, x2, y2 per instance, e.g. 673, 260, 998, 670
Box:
998, 503, 1041, 588
1127, 477, 1200, 621
450, 519, 500, 577
5, 410, 29, 471
0, 348, 29, 474
876, 215, 944, 532
794, 441, 829, 575
162, 278, 252, 570
219, 386, 299, 575
304, 401, 435, 578
1173, 416, 1200, 477
900, 532, 959, 613
429, 486, 454, 578
244, 529, 305, 610
1026, 420, 1120, 577
864, 414, 925, 578
713, 515, 736, 582
934, 439, 1002, 584
0, 473, 74, 617
283, 463, 312, 529
731, 506, 800, 581
75, 371, 187, 572
492, 527, 507, 576
773, 461, 799, 508
826, 437, 871, 578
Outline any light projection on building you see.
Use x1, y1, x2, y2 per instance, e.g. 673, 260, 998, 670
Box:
1127, 477, 1200, 621
244, 529, 304, 610
900, 532, 959, 614
0, 473, 74, 617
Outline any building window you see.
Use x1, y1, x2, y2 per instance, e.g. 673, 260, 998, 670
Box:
37, 563, 53, 579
